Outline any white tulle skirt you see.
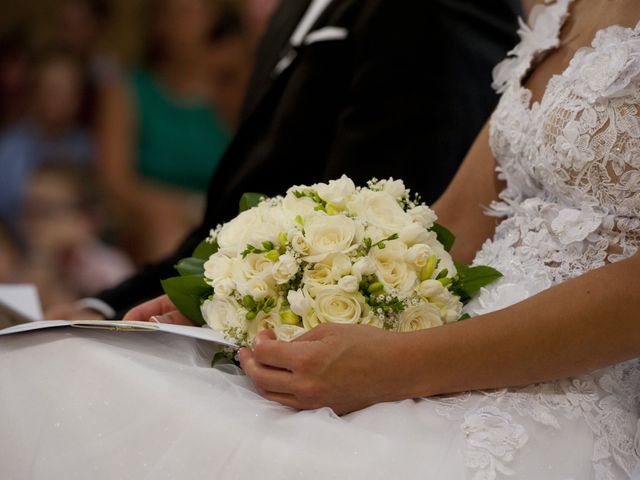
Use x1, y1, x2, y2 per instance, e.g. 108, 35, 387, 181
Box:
1, 328, 637, 479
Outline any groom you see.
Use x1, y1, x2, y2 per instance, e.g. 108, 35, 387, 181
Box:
54, 0, 521, 319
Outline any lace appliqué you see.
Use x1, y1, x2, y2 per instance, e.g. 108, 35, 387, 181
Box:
457, 2, 640, 478
462, 407, 529, 480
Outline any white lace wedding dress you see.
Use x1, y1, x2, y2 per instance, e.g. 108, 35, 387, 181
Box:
2, 1, 639, 478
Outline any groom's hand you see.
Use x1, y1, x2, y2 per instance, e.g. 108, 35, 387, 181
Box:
238, 324, 406, 415
124, 295, 195, 326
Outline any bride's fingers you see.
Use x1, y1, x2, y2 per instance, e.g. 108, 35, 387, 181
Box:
251, 333, 318, 371
239, 349, 296, 394
261, 391, 301, 410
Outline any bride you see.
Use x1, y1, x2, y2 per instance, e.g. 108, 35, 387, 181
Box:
2, 0, 640, 478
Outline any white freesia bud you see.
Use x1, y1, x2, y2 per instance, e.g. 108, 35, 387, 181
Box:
408, 205, 437, 229
201, 297, 243, 332
315, 175, 356, 207
272, 254, 299, 284
416, 279, 446, 299
288, 229, 309, 255
338, 275, 359, 293
352, 256, 376, 277
304, 214, 357, 261
382, 178, 406, 198
312, 286, 363, 324
406, 244, 433, 268
287, 289, 312, 317
204, 253, 232, 282
212, 278, 236, 297
397, 304, 443, 332
399, 223, 429, 246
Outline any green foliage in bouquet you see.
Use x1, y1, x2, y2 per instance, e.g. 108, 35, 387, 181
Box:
160, 192, 265, 326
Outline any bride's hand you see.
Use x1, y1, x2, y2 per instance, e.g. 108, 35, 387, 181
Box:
238, 324, 412, 415
123, 294, 195, 325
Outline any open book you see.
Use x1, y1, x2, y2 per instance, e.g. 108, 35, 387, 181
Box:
0, 293, 238, 349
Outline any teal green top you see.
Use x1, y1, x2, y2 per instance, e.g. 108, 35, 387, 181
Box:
129, 69, 229, 193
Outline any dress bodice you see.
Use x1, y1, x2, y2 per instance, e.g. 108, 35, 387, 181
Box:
470, 0, 640, 309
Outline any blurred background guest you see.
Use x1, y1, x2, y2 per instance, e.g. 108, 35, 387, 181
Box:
0, 53, 93, 239
21, 163, 133, 310
97, 0, 239, 264
0, 28, 33, 129
0, 219, 24, 284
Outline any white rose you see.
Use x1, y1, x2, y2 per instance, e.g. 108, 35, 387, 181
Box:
399, 223, 430, 246
314, 175, 356, 207
304, 213, 357, 262
204, 253, 232, 282
416, 279, 446, 299
397, 303, 443, 332
408, 205, 437, 229
370, 241, 417, 296
239, 277, 272, 300
338, 275, 359, 293
216, 208, 264, 252
260, 202, 296, 233
201, 296, 243, 333
406, 244, 433, 268
352, 256, 376, 278
272, 254, 299, 284
282, 190, 317, 218
312, 286, 363, 324
302, 262, 334, 295
275, 324, 307, 342
287, 288, 312, 317
212, 278, 236, 297
288, 229, 310, 255
347, 190, 411, 234
381, 178, 406, 198
243, 253, 273, 279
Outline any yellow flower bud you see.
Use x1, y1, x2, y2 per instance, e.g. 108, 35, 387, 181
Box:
265, 250, 280, 262
420, 255, 438, 281
280, 310, 301, 325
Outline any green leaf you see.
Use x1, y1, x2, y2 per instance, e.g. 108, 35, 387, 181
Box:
239, 192, 267, 212
161, 275, 212, 326
175, 257, 206, 277
452, 262, 503, 302
193, 238, 219, 260
431, 223, 455, 252
458, 313, 471, 321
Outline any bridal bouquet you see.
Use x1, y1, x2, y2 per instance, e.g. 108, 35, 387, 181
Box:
162, 176, 501, 348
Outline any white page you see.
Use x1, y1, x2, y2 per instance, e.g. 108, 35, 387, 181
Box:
0, 284, 43, 321
0, 319, 238, 349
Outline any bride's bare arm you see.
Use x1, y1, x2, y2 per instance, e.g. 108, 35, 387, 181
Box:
239, 252, 640, 414
432, 122, 504, 263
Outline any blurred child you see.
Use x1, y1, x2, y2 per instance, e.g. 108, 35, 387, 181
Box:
22, 163, 133, 310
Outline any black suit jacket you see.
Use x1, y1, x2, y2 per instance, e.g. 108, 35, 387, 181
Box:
98, 0, 521, 316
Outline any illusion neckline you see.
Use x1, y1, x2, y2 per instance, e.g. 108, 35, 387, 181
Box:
515, 3, 640, 112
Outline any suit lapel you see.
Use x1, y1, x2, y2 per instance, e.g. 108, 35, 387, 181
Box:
241, 0, 313, 119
